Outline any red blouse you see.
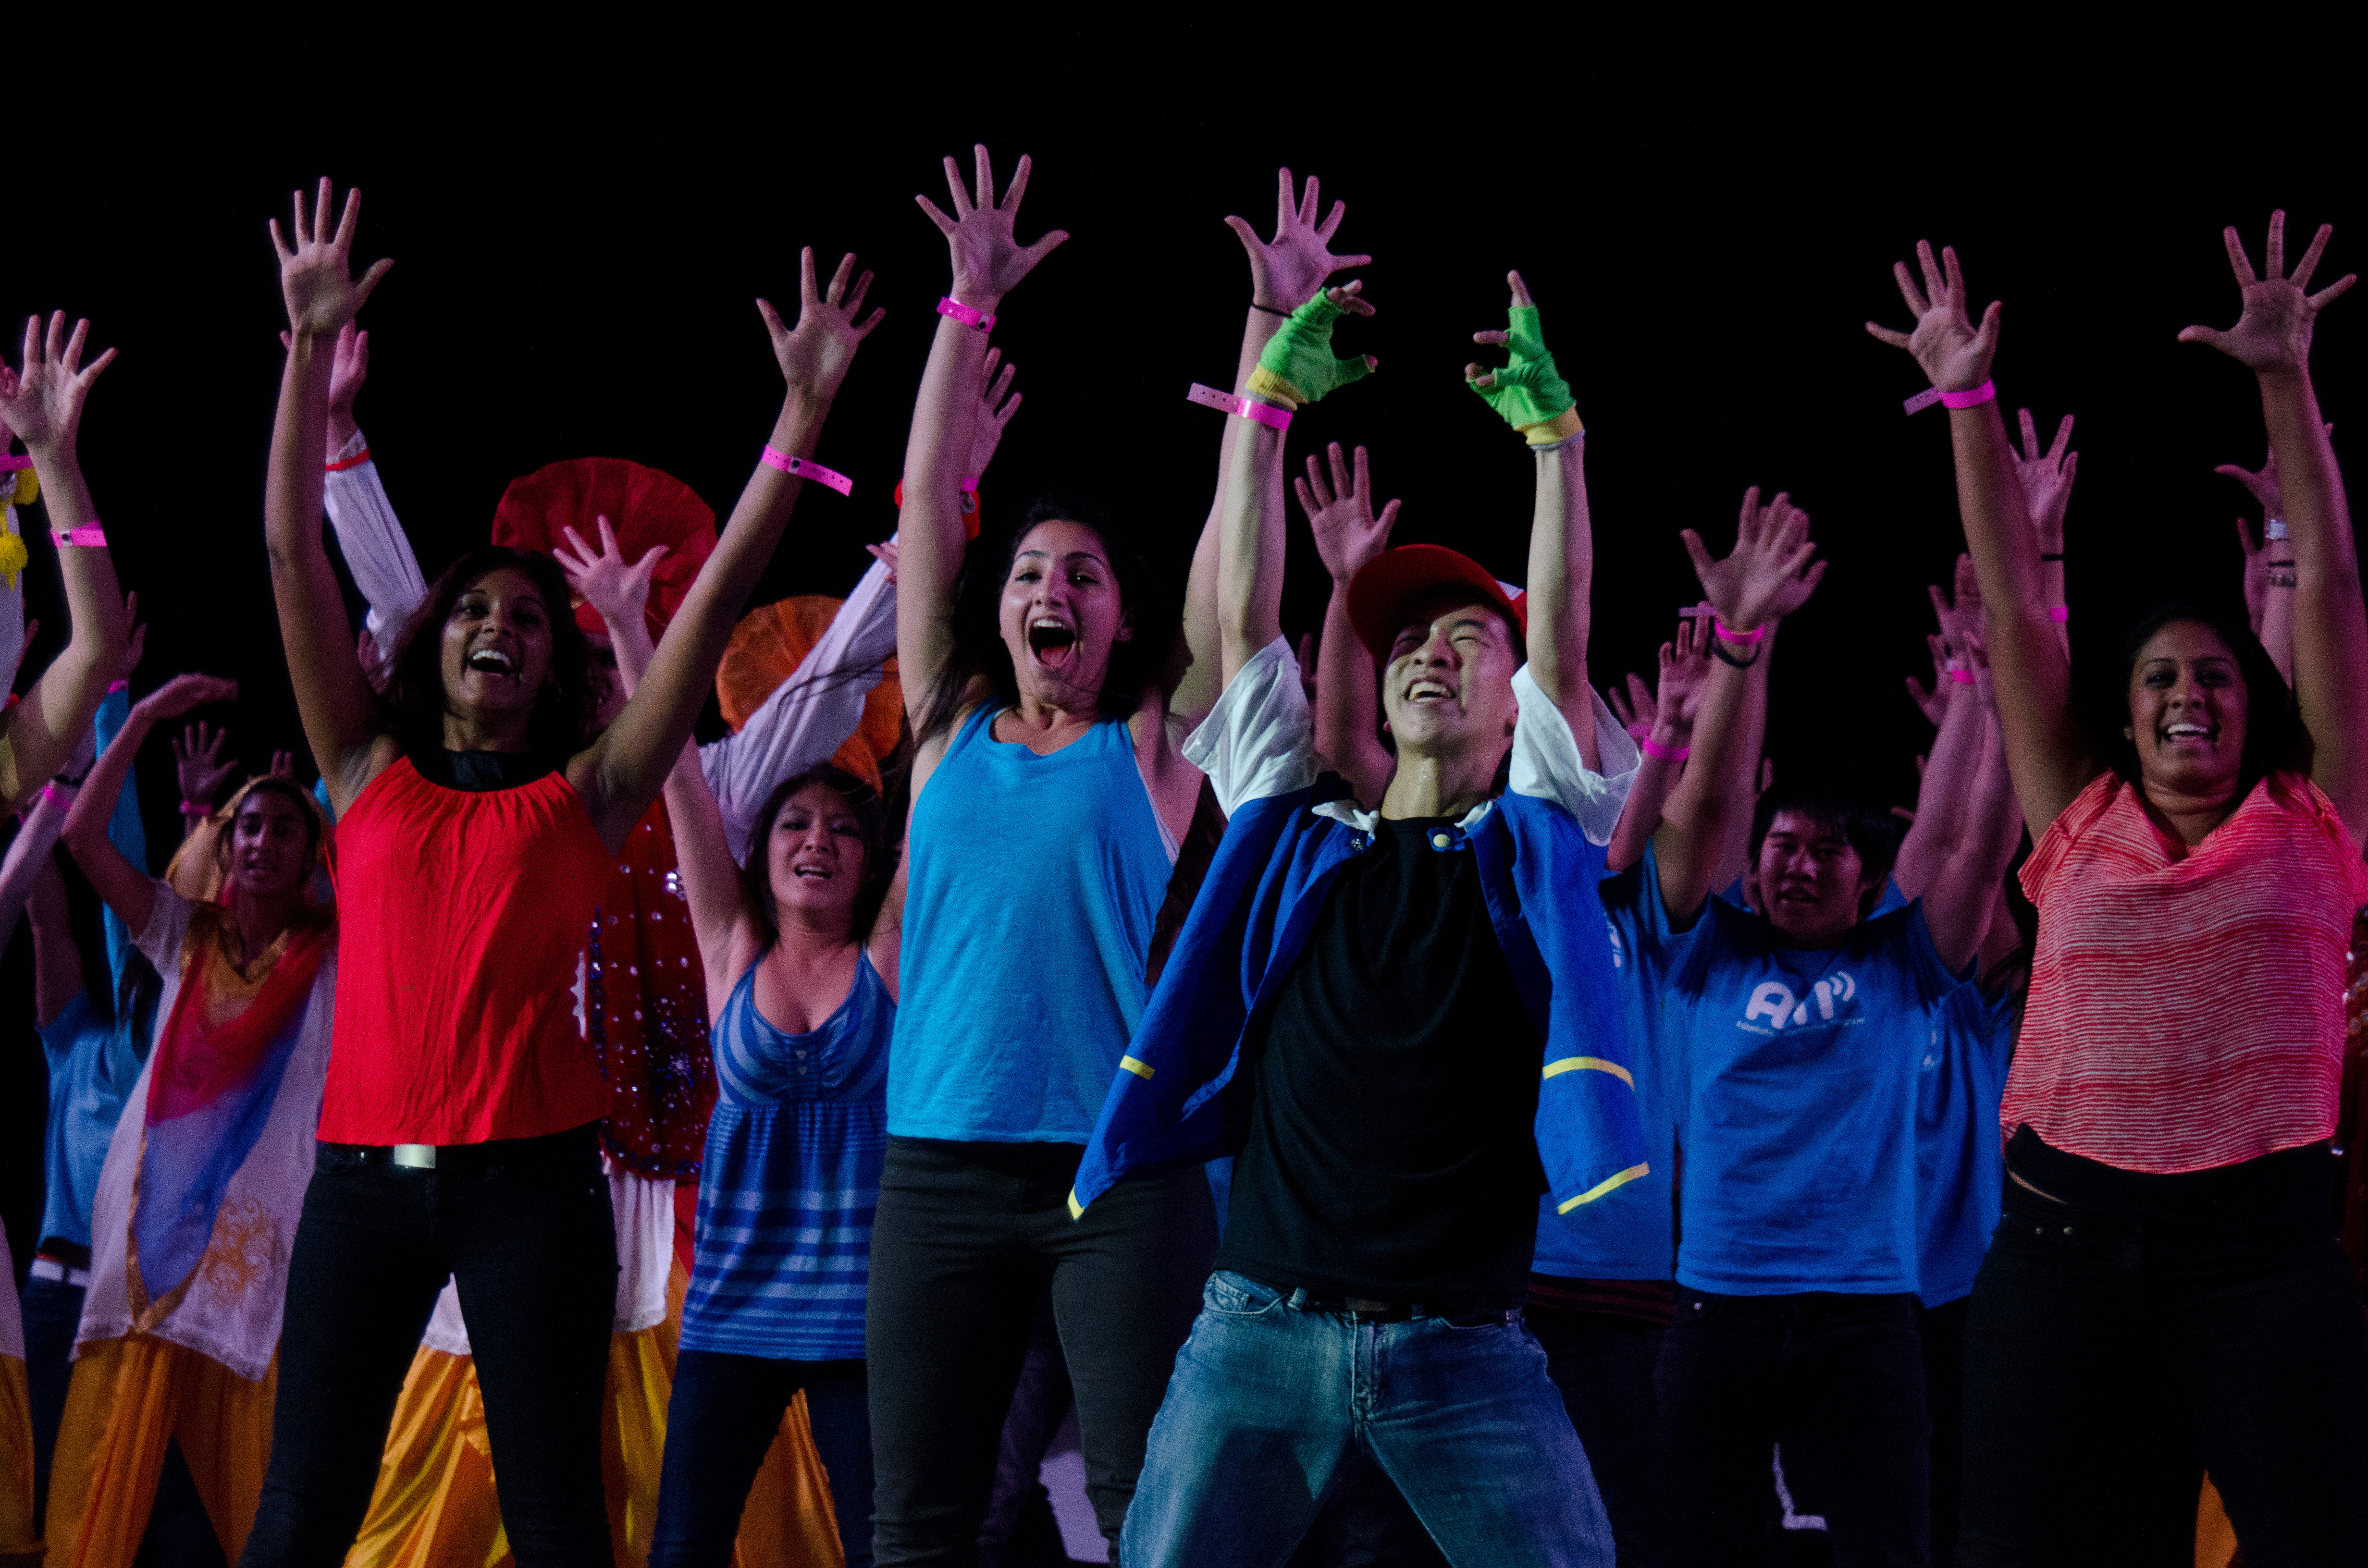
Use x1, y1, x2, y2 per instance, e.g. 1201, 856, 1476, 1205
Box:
2011, 770, 2368, 1173
320, 756, 614, 1145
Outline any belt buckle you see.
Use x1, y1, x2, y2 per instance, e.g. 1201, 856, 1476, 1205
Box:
392, 1143, 438, 1170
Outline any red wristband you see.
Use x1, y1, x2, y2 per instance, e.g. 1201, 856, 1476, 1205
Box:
325, 448, 372, 472
1641, 736, 1691, 762
937, 296, 995, 331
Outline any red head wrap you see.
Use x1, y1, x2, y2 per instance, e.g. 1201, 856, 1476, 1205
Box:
490, 458, 718, 639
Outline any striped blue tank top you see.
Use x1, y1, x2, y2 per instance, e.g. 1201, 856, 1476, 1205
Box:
678, 952, 891, 1360
892, 706, 1176, 1142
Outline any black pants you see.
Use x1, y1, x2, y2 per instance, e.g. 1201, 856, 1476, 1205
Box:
1658, 1289, 1929, 1568
237, 1125, 618, 1568
21, 1272, 81, 1532
1959, 1134, 2368, 1567
649, 1350, 871, 1568
1915, 1298, 1968, 1568
1529, 1304, 1667, 1568
864, 1138, 1216, 1566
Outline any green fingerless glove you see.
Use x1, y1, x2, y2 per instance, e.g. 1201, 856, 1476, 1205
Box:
1248, 293, 1373, 409
1469, 304, 1582, 443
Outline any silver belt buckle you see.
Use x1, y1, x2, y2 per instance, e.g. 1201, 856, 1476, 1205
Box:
392, 1143, 438, 1169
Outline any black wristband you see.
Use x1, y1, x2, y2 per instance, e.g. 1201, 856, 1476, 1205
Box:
1249, 301, 1291, 318
2039, 552, 2065, 562
1710, 639, 1762, 670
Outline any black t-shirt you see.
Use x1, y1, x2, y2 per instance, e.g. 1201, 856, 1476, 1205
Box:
1214, 816, 1547, 1311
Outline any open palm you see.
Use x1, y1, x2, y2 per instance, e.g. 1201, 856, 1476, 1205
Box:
1297, 443, 1400, 581
0, 312, 116, 452
758, 248, 885, 405
2180, 212, 2354, 375
917, 146, 1068, 307
270, 179, 394, 338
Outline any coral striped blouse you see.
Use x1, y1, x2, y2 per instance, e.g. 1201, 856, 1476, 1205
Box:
2010, 770, 2368, 1173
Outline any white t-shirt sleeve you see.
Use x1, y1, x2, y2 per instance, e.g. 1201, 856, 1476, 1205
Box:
699, 555, 898, 864
320, 429, 430, 663
134, 879, 195, 973
1181, 636, 1319, 817
1506, 664, 1640, 847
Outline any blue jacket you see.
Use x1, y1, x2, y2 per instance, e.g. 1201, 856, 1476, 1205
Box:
1071, 771, 1650, 1223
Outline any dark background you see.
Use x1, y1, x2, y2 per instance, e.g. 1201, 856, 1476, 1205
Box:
5, 80, 2362, 1261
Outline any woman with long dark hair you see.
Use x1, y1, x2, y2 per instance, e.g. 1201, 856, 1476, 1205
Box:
1872, 216, 2368, 1563
242, 179, 880, 1566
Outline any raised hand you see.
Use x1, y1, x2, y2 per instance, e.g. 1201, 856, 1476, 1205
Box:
1256, 283, 1378, 406
1865, 241, 1999, 393
966, 348, 1022, 478
0, 313, 118, 453
1225, 169, 1373, 314
328, 321, 371, 424
1467, 271, 1578, 436
2013, 409, 2079, 543
1297, 443, 1401, 582
1606, 672, 1657, 739
553, 515, 667, 631
269, 179, 395, 339
270, 749, 296, 779
1657, 613, 1713, 731
1905, 627, 1954, 728
173, 718, 240, 808
915, 146, 1069, 310
1681, 488, 1824, 632
756, 248, 886, 406
2179, 211, 2355, 375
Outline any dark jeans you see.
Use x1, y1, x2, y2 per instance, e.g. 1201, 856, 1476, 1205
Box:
1529, 1304, 1667, 1568
238, 1124, 618, 1568
1914, 1299, 1968, 1568
865, 1138, 1216, 1566
1658, 1289, 1929, 1568
977, 1283, 1072, 1568
21, 1272, 81, 1532
650, 1349, 871, 1568
1959, 1137, 2368, 1567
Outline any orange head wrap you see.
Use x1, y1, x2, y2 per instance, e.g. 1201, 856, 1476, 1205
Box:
716, 597, 902, 794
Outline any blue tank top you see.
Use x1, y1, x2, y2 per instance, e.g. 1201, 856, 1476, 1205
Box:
679, 954, 891, 1360
891, 705, 1175, 1142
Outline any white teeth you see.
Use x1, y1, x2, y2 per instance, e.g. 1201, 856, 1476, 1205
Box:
468, 649, 514, 673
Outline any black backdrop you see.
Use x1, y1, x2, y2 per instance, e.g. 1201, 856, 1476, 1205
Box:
4, 80, 2361, 1260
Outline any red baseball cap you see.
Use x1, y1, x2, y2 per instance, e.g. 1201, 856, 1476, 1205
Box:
1346, 544, 1527, 666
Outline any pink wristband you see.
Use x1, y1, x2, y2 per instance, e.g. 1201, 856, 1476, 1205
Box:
1712, 618, 1765, 646
106, 678, 129, 694
0, 454, 31, 471
1641, 736, 1690, 762
937, 296, 996, 331
52, 526, 106, 547
41, 781, 74, 807
180, 799, 212, 817
1903, 380, 1998, 416
1186, 383, 1292, 431
1949, 668, 1975, 685
760, 447, 853, 497
2048, 605, 2069, 624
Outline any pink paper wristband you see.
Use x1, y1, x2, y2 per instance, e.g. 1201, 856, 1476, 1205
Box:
1186, 383, 1291, 431
2048, 605, 2070, 624
1712, 618, 1765, 646
760, 447, 853, 497
1949, 668, 1975, 686
1641, 736, 1690, 762
40, 781, 75, 807
0, 454, 32, 471
1903, 380, 1998, 416
52, 526, 106, 548
106, 678, 129, 694
937, 296, 996, 331
180, 799, 212, 817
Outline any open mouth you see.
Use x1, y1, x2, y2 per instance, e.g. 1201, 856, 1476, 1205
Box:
1027, 619, 1078, 666
1404, 679, 1453, 706
467, 648, 517, 677
791, 863, 834, 882
2161, 721, 2216, 746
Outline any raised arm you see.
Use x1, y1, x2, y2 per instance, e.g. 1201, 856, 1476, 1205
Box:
899, 147, 1068, 763
266, 182, 398, 811
1658, 491, 1824, 920
1920, 647, 2025, 974
2178, 218, 2349, 800
574, 249, 882, 851
0, 312, 130, 810
1894, 560, 1986, 900
1465, 272, 1595, 759
2011, 408, 2078, 658
1869, 242, 2098, 835
62, 673, 238, 938
1299, 441, 1398, 801
0, 782, 73, 954
1606, 617, 1710, 875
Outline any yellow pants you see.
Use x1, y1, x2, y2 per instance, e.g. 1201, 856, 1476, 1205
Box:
2, 1353, 38, 1564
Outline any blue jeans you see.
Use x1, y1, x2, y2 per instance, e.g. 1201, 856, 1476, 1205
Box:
1122, 1272, 1616, 1568
650, 1349, 872, 1568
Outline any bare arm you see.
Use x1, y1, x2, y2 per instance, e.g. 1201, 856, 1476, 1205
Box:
1298, 442, 1397, 801
1660, 491, 1824, 920
1869, 242, 2098, 837
2182, 214, 2360, 827
899, 147, 1069, 776
661, 739, 757, 1023
1894, 564, 1984, 900
61, 674, 236, 937
573, 250, 882, 851
1607, 620, 1708, 875
2011, 408, 2078, 660
1216, 381, 1291, 684
1922, 690, 2023, 975
0, 785, 72, 956
265, 183, 399, 812
0, 313, 130, 809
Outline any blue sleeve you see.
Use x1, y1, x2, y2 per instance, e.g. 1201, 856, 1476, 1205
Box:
312, 775, 337, 826
91, 687, 148, 992
37, 988, 98, 1070
1624, 841, 1712, 970
1894, 900, 1971, 1005
1868, 876, 1908, 917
